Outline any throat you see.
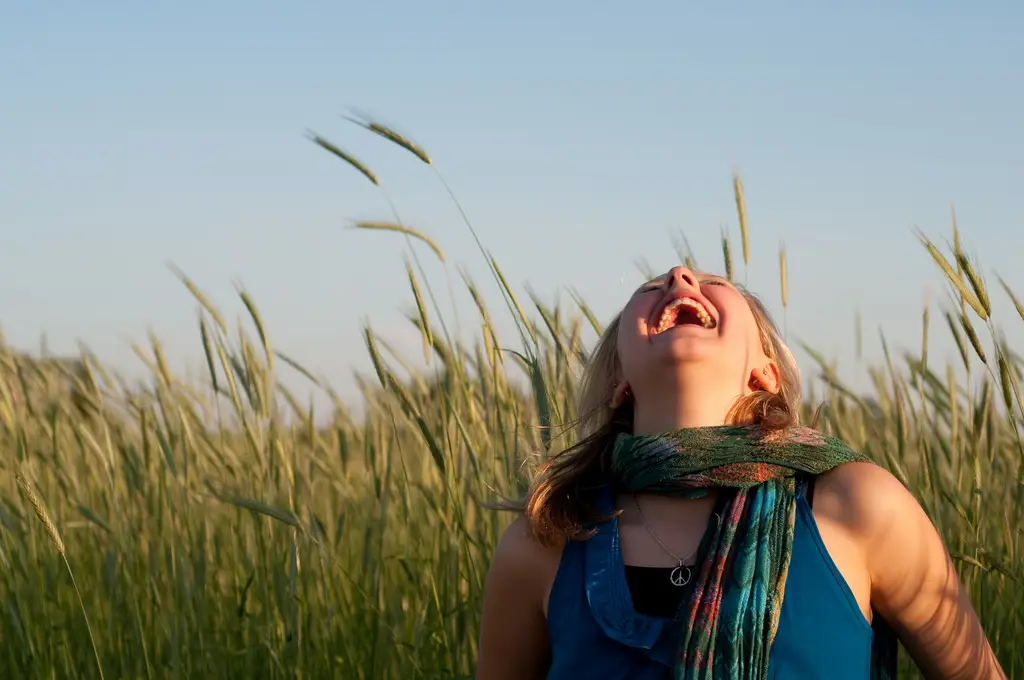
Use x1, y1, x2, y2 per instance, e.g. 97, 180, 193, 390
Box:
631, 381, 739, 433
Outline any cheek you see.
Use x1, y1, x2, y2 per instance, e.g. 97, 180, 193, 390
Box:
717, 298, 758, 341
728, 318, 768, 361
615, 325, 646, 379
725, 323, 761, 356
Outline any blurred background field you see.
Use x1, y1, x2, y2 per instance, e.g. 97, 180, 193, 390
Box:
4, 5, 1024, 678
2, 127, 1023, 678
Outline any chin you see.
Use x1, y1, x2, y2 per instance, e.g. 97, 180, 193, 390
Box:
654, 335, 719, 362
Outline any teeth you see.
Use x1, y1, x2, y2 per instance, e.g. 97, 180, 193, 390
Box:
654, 297, 714, 332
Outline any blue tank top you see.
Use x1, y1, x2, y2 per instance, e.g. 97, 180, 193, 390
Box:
546, 483, 874, 679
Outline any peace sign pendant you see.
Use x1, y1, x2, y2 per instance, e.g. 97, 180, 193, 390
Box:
669, 563, 691, 587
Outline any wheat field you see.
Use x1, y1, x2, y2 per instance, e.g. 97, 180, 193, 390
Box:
1, 122, 1022, 679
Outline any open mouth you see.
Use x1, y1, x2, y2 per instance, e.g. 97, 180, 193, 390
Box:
651, 297, 716, 334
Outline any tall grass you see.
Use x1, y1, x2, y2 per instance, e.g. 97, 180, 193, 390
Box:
1, 123, 1022, 678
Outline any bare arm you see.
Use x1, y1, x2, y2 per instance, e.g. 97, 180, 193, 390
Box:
831, 463, 1005, 680
476, 517, 559, 680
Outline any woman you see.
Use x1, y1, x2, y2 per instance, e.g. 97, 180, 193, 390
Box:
476, 266, 1004, 679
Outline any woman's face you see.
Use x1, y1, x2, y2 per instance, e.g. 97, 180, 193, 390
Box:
615, 266, 774, 399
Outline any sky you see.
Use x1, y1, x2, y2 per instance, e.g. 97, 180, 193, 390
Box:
2, 1, 1022, 408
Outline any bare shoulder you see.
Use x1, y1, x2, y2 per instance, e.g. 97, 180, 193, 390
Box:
476, 517, 564, 680
490, 516, 564, 584
814, 461, 910, 534
811, 461, 912, 571
816, 462, 1005, 679
814, 461, 950, 566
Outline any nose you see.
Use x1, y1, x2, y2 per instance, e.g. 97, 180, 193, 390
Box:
667, 266, 698, 290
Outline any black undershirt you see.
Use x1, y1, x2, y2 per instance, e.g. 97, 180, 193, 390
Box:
623, 564, 692, 618
625, 477, 817, 618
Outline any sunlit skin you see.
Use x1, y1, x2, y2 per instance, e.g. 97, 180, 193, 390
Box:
611, 267, 780, 433
476, 267, 1005, 680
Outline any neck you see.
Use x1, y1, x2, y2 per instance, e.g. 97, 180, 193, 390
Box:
630, 372, 747, 435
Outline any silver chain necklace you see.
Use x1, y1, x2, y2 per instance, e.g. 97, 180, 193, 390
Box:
632, 494, 698, 587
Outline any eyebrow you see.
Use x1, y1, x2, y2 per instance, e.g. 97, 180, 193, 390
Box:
637, 273, 732, 290
635, 277, 666, 293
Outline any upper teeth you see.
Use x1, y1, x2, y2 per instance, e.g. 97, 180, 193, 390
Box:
654, 297, 713, 332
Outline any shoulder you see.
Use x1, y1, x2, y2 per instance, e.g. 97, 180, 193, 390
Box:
814, 461, 910, 531
488, 516, 565, 609
493, 516, 565, 564
815, 462, 1005, 678
477, 517, 565, 679
813, 461, 927, 560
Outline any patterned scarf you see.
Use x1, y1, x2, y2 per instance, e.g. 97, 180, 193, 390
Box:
610, 424, 897, 680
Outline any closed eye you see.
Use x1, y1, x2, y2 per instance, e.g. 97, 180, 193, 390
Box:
637, 278, 668, 294
635, 274, 731, 295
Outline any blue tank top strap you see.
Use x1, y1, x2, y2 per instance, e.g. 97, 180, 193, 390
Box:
581, 487, 667, 651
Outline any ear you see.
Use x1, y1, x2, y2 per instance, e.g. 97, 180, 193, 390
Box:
749, 363, 781, 394
610, 381, 632, 408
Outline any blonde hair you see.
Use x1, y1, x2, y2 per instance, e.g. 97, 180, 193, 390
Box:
524, 284, 801, 546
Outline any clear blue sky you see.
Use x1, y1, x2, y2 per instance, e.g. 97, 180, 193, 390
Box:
2, 1, 1022, 405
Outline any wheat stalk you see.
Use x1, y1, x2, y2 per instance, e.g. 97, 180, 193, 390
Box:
779, 241, 789, 339
721, 228, 734, 281
732, 173, 750, 279
16, 471, 105, 680
350, 221, 447, 264
16, 471, 65, 554
343, 113, 432, 165
307, 131, 380, 185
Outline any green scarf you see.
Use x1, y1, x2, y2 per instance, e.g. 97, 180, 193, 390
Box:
610, 424, 897, 680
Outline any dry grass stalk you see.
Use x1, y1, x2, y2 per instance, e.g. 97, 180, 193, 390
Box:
998, 353, 1018, 419
344, 114, 432, 165
721, 230, 734, 281
490, 254, 537, 346
351, 221, 446, 263
732, 174, 750, 267
916, 230, 988, 321
14, 470, 106, 679
405, 256, 433, 365
671, 231, 699, 272
945, 310, 972, 370
959, 312, 987, 364
954, 250, 991, 318
16, 471, 65, 554
169, 264, 228, 333
634, 257, 656, 280
307, 132, 380, 186
997, 276, 1024, 323
921, 293, 930, 371
239, 288, 274, 373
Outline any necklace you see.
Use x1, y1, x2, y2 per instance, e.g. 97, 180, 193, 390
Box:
632, 494, 698, 587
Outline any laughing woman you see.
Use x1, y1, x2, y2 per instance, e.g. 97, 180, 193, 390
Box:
476, 267, 1004, 679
